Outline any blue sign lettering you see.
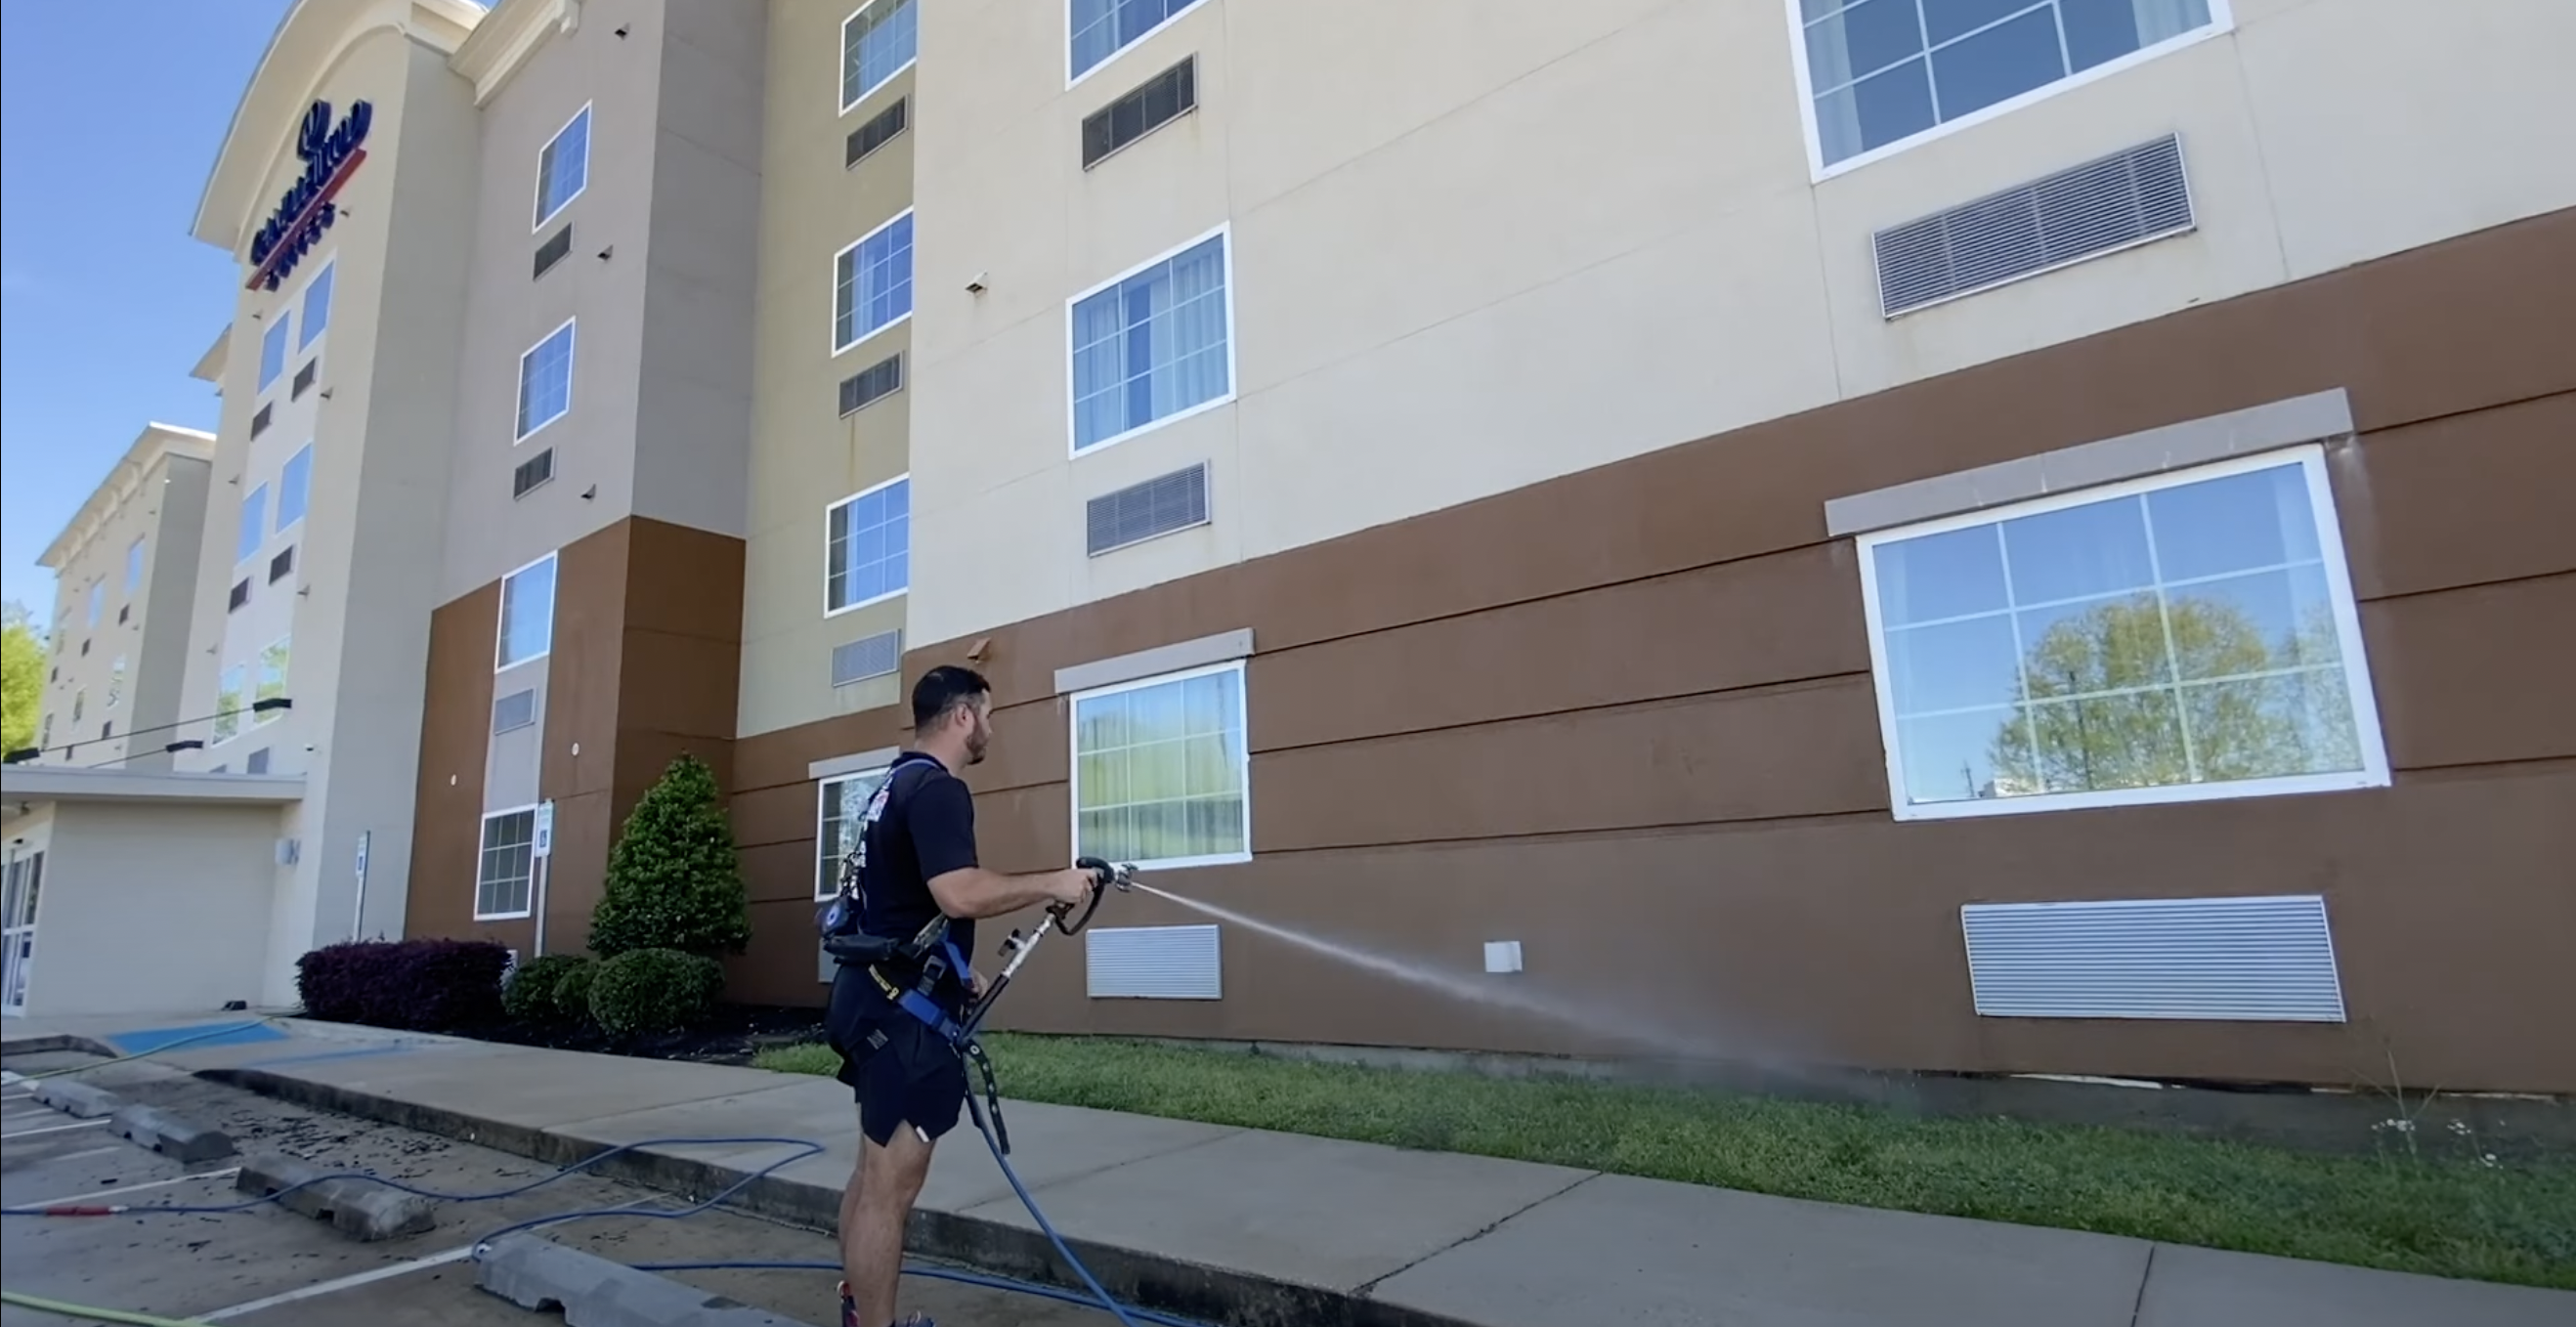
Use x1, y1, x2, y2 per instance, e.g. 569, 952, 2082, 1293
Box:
247, 99, 373, 291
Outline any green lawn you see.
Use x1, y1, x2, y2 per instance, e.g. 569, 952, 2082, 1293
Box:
755, 1033, 2576, 1289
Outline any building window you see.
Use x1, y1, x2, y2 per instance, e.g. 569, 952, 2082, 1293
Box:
516, 320, 577, 441
1070, 660, 1250, 870
72, 688, 86, 724
299, 261, 335, 348
535, 104, 591, 230
1854, 447, 2388, 821
1070, 0, 1207, 83
833, 212, 914, 353
497, 553, 559, 671
125, 537, 147, 595
237, 483, 269, 564
276, 445, 314, 532
816, 767, 893, 899
259, 316, 291, 393
215, 665, 245, 743
1794, 0, 2224, 173
825, 476, 910, 614
840, 0, 918, 111
476, 807, 539, 920
1070, 228, 1231, 452
85, 581, 102, 628
107, 656, 126, 711
255, 636, 291, 726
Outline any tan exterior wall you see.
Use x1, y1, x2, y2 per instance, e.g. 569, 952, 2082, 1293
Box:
906, 0, 2576, 647
15, 801, 282, 1018
36, 438, 213, 771
737, 5, 918, 739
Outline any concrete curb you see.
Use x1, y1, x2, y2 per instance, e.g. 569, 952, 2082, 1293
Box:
237, 1153, 440, 1241
476, 1234, 817, 1325
0, 1034, 86, 1058
29, 1079, 126, 1120
111, 1102, 236, 1163
205, 1066, 1481, 1327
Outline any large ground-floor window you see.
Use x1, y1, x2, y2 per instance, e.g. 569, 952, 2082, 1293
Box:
476, 806, 538, 920
1070, 659, 1250, 869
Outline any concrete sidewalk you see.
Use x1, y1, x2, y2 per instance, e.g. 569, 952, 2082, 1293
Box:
7, 1013, 2568, 1327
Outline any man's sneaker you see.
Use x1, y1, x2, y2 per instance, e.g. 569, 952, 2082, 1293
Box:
838, 1282, 933, 1327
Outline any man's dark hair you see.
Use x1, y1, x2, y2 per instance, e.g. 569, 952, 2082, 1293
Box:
912, 664, 991, 734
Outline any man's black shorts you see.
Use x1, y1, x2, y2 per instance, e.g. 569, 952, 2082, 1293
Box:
825, 963, 967, 1148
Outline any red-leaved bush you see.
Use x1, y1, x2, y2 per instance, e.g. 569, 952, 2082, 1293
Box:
295, 939, 511, 1031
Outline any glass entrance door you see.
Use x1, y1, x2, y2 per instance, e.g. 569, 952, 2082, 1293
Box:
1, 849, 40, 1016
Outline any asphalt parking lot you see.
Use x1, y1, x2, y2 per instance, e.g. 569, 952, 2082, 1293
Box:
1, 1052, 1121, 1326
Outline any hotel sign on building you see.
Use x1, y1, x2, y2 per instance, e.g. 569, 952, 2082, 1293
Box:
246, 98, 371, 291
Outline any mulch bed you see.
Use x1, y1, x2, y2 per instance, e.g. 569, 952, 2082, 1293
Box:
468, 1003, 827, 1067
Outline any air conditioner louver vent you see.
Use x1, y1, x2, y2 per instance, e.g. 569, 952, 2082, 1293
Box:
1086, 924, 1222, 1000
513, 449, 555, 499
291, 360, 318, 398
228, 578, 251, 612
846, 98, 909, 168
269, 546, 295, 583
493, 688, 538, 735
1959, 894, 2345, 1022
1087, 463, 1210, 556
1083, 58, 1196, 168
535, 224, 574, 279
832, 629, 902, 688
251, 404, 273, 438
1874, 135, 2194, 319
837, 354, 903, 417
246, 749, 272, 775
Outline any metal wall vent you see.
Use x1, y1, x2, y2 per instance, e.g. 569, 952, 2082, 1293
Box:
493, 688, 538, 735
269, 545, 296, 583
228, 578, 251, 612
535, 223, 574, 279
512, 449, 555, 499
1083, 57, 1196, 169
846, 98, 909, 168
832, 629, 902, 688
251, 404, 273, 438
1873, 134, 2194, 319
1087, 924, 1223, 1000
837, 353, 903, 417
1959, 894, 2345, 1023
292, 359, 318, 399
246, 748, 273, 775
1086, 462, 1210, 556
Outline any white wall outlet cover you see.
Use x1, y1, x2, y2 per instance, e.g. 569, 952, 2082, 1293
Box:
1483, 940, 1524, 974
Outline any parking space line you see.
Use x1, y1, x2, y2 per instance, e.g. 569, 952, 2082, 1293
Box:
200, 1245, 477, 1321
2, 1118, 112, 1139
28, 1169, 243, 1208
45, 1145, 126, 1165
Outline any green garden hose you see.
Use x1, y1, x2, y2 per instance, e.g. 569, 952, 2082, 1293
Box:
0, 1289, 216, 1326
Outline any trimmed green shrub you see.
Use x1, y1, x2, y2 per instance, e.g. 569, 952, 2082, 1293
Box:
295, 939, 510, 1032
588, 752, 752, 960
554, 959, 600, 1024
587, 948, 726, 1040
500, 954, 591, 1024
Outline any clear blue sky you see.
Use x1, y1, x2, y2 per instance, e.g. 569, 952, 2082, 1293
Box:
1, 1, 295, 631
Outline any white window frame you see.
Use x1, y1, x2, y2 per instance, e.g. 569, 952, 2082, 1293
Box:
254, 634, 291, 727
1067, 658, 1253, 872
1782, 0, 2235, 182
1063, 222, 1237, 458
533, 102, 593, 232
275, 444, 315, 534
214, 664, 247, 746
814, 766, 893, 901
257, 315, 292, 394
495, 551, 560, 673
838, 0, 920, 114
297, 259, 335, 351
824, 473, 911, 617
1853, 445, 2389, 823
515, 317, 578, 443
831, 209, 915, 356
474, 804, 540, 921
1066, 0, 1211, 90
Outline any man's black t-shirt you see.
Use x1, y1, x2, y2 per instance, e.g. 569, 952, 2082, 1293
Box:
857, 751, 978, 1004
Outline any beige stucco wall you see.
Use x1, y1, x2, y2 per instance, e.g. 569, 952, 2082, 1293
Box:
38, 447, 212, 772
737, 4, 917, 739
16, 801, 282, 1019
178, 27, 482, 1001
905, 0, 2576, 647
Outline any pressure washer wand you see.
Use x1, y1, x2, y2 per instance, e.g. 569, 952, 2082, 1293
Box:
959, 858, 1134, 1041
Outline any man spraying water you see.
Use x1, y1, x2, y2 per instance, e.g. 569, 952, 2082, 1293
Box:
818, 665, 1110, 1327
